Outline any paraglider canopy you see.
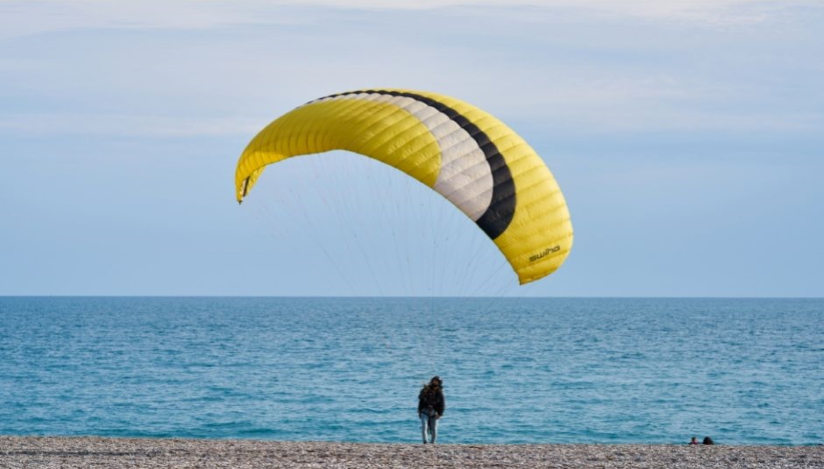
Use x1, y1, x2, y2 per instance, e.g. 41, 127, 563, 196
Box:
235, 89, 573, 285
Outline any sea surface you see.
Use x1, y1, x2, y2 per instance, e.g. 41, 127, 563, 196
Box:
0, 297, 821, 445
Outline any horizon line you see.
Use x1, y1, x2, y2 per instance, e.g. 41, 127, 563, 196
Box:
1, 295, 822, 300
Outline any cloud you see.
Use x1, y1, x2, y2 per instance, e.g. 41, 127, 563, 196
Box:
316, 0, 805, 24
2, 100, 819, 139
0, 1, 313, 39
0, 113, 264, 137
0, 0, 817, 39
1, 1, 820, 136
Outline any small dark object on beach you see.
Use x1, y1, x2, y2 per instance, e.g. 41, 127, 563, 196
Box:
703, 436, 715, 445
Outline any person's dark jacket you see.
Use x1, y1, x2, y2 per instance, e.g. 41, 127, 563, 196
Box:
418, 387, 445, 417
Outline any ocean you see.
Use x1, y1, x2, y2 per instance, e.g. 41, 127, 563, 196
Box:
0, 297, 821, 445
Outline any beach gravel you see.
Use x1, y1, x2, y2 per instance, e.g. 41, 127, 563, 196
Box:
1, 436, 822, 468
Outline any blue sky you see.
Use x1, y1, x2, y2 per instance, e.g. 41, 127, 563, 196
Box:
1, 1, 822, 297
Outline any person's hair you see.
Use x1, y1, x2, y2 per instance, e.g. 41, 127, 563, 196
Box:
420, 376, 441, 396
703, 436, 714, 445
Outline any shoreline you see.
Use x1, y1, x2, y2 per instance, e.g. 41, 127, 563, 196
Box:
1, 436, 822, 468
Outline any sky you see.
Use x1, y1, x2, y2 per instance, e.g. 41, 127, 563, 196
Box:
0, 0, 822, 297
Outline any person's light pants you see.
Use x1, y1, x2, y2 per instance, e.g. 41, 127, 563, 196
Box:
420, 412, 437, 444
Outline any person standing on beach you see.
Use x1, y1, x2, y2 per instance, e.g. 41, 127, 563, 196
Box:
418, 376, 445, 444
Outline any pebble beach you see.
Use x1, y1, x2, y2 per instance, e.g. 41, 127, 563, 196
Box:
1, 437, 822, 469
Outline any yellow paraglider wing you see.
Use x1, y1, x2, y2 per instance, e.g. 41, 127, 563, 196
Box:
235, 89, 573, 284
